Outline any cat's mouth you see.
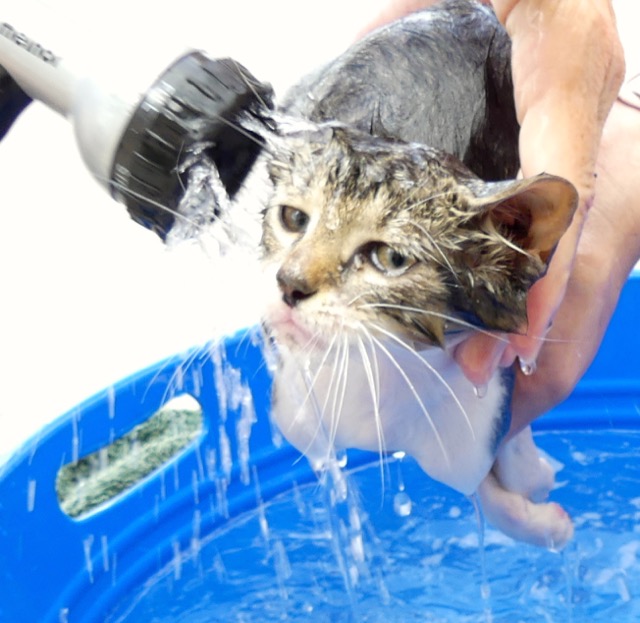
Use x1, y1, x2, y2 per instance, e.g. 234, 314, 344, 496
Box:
264, 304, 320, 350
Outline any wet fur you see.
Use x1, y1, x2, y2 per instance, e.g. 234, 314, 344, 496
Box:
257, 0, 577, 547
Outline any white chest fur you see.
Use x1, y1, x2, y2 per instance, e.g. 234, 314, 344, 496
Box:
271, 339, 508, 495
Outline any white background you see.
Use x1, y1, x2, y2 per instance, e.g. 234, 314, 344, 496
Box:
0, 0, 388, 460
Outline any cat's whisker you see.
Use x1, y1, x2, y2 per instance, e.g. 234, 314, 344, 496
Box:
294, 332, 346, 465
481, 219, 531, 258
407, 220, 459, 281
395, 169, 448, 207
287, 330, 337, 426
296, 332, 346, 470
358, 327, 382, 417
357, 301, 513, 345
140, 341, 210, 405
368, 322, 476, 441
367, 333, 451, 468
296, 328, 325, 360
327, 332, 351, 458
346, 291, 376, 309
359, 302, 581, 347
403, 189, 451, 212
355, 328, 390, 494
210, 113, 276, 157
227, 60, 278, 130
105, 177, 251, 257
107, 179, 210, 231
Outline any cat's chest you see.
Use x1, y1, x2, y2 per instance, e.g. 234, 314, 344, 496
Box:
271, 340, 510, 494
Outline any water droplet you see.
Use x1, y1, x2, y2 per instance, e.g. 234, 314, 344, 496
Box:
348, 562, 360, 586
71, 411, 80, 464
101, 535, 110, 572
273, 539, 292, 600
350, 533, 365, 563
481, 581, 494, 623
474, 384, 488, 399
375, 568, 391, 605
237, 384, 257, 486
336, 448, 348, 468
519, 357, 537, 376
617, 575, 631, 603
481, 581, 491, 600
27, 479, 36, 512
448, 505, 462, 519
211, 552, 227, 582
192, 470, 200, 505
393, 491, 413, 517
174, 364, 185, 391
329, 461, 348, 504
218, 423, 232, 479
107, 385, 116, 420
191, 510, 202, 559
111, 552, 118, 587
253, 469, 270, 543
83, 535, 95, 584
258, 509, 270, 542
172, 540, 182, 581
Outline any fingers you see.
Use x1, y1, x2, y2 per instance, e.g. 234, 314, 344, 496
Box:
456, 0, 625, 392
496, 0, 624, 196
453, 334, 509, 388
502, 0, 624, 359
509, 96, 640, 436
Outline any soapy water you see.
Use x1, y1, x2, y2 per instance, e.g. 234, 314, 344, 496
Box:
104, 430, 640, 623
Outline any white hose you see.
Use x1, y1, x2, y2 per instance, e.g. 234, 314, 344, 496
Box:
0, 2, 190, 186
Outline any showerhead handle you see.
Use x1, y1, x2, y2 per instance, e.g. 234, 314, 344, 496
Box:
0, 17, 273, 238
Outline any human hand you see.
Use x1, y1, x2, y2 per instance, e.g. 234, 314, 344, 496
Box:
508, 82, 640, 432
359, 0, 629, 436
454, 0, 625, 396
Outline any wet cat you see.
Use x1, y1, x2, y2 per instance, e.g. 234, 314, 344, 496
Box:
257, 0, 576, 548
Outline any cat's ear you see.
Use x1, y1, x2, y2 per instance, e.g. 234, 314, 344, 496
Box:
469, 173, 578, 263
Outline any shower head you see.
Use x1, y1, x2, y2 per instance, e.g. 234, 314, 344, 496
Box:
0, 18, 273, 239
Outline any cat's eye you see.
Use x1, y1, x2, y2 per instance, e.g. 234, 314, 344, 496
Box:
279, 205, 310, 234
369, 243, 415, 275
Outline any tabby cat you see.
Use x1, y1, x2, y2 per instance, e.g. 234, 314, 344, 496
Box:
256, 0, 576, 548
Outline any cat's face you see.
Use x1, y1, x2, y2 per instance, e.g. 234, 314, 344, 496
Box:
261, 122, 577, 353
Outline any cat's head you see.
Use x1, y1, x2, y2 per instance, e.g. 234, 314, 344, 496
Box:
260, 121, 577, 350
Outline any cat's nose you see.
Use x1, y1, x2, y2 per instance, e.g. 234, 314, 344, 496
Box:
277, 267, 317, 308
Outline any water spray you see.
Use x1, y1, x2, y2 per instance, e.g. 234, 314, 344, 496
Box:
0, 10, 273, 239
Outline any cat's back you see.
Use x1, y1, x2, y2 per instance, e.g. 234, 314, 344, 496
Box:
282, 0, 518, 181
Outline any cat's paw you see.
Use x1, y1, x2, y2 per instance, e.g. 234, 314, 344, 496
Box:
495, 452, 556, 504
477, 471, 574, 549
492, 427, 557, 503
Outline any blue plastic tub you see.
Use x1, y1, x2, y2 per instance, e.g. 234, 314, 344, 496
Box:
1, 275, 639, 623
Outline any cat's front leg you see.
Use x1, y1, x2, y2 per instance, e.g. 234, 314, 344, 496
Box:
476, 427, 574, 549
492, 426, 555, 502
